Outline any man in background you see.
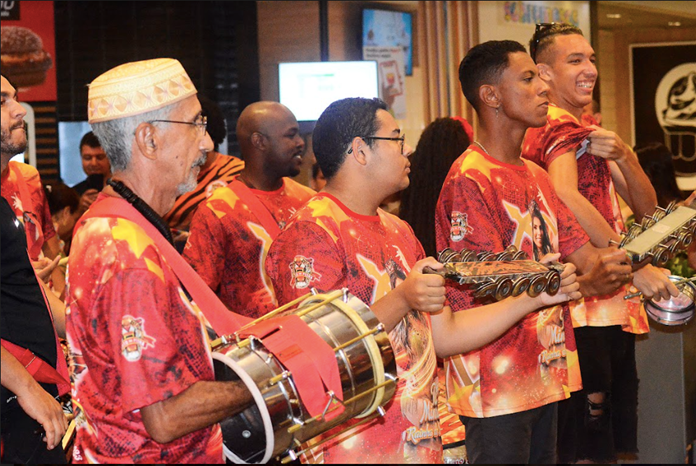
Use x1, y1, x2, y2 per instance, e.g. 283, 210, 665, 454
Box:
163, 95, 244, 248
72, 131, 111, 212
184, 101, 314, 318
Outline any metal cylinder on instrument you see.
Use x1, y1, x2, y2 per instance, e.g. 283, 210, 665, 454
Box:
211, 289, 397, 464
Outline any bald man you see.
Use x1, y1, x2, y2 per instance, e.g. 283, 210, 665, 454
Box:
184, 101, 315, 318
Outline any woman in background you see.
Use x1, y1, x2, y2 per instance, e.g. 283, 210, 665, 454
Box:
399, 117, 472, 257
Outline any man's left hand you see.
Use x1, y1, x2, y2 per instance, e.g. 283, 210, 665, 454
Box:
587, 128, 630, 162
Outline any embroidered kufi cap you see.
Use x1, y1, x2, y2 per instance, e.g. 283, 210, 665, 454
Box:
88, 58, 196, 123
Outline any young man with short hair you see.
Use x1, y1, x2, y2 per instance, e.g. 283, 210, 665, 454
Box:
265, 96, 581, 463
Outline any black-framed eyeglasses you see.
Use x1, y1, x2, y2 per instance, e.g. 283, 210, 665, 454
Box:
148, 115, 208, 135
362, 134, 406, 154
530, 22, 557, 62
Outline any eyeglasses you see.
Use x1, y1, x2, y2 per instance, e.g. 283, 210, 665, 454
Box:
148, 115, 208, 135
530, 22, 557, 62
362, 134, 406, 154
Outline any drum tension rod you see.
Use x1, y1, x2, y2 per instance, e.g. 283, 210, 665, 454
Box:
268, 370, 291, 386
286, 379, 397, 435
282, 408, 388, 464
332, 324, 384, 353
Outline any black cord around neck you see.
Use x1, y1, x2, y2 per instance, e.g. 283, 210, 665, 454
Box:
107, 178, 174, 245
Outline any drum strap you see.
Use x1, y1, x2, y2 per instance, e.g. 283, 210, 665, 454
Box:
238, 315, 345, 420
79, 196, 251, 336
1, 339, 70, 395
228, 179, 281, 240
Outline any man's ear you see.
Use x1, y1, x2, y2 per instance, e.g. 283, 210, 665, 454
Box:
349, 137, 369, 166
251, 132, 267, 151
134, 122, 158, 161
537, 63, 552, 81
479, 85, 500, 110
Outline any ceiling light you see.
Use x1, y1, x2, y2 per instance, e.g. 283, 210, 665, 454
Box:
668, 21, 681, 27
606, 13, 622, 19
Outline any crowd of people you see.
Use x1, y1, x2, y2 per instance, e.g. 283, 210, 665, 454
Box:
2, 21, 695, 465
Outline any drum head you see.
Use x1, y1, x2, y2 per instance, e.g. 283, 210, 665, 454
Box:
213, 352, 275, 464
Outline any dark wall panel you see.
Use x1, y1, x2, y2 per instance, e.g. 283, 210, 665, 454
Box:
54, 1, 259, 160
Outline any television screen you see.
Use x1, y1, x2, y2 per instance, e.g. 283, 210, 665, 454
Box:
279, 61, 379, 122
362, 9, 413, 76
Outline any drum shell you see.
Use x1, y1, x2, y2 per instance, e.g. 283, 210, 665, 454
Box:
213, 293, 397, 462
645, 276, 695, 326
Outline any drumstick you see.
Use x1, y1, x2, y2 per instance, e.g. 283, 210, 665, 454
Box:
62, 418, 76, 450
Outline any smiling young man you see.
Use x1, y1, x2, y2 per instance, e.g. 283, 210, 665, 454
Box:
522, 23, 677, 464
184, 101, 314, 318
265, 96, 582, 463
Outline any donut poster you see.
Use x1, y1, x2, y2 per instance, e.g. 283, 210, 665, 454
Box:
630, 42, 696, 178
0, 1, 57, 101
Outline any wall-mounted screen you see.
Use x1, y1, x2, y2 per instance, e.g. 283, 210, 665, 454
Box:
279, 61, 379, 122
362, 8, 413, 76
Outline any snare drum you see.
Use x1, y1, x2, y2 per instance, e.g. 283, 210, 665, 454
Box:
644, 276, 695, 326
211, 289, 397, 464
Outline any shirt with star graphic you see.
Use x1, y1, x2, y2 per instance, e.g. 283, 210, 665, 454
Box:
184, 176, 314, 318
522, 104, 648, 334
1, 161, 56, 261
66, 194, 222, 464
266, 192, 443, 464
435, 145, 588, 418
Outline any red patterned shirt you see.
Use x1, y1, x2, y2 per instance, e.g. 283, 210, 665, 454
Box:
184, 177, 315, 318
435, 147, 587, 418
1, 161, 56, 260
164, 152, 245, 232
522, 104, 648, 334
66, 194, 222, 464
266, 192, 443, 464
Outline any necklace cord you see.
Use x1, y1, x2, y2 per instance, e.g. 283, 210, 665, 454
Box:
106, 178, 174, 245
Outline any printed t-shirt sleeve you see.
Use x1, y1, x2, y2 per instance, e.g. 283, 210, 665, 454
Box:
37, 187, 56, 241
435, 173, 507, 254
266, 220, 345, 305
184, 199, 228, 292
543, 121, 593, 166
99, 267, 203, 413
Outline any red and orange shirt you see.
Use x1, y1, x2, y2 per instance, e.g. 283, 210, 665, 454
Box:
184, 177, 314, 319
266, 192, 443, 464
1, 161, 56, 260
164, 152, 244, 232
434, 147, 587, 418
65, 195, 222, 464
522, 104, 648, 334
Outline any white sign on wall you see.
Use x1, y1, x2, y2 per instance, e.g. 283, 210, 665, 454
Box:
478, 1, 591, 52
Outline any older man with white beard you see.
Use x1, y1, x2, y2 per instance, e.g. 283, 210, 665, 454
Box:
65, 58, 252, 464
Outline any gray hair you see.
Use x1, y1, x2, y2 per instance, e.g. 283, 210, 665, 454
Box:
90, 102, 181, 172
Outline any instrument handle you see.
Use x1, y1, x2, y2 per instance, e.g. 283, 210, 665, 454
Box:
422, 266, 446, 276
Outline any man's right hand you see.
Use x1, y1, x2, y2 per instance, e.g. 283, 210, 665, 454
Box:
32, 255, 61, 283
80, 189, 99, 212
397, 257, 447, 314
16, 381, 68, 450
578, 247, 633, 297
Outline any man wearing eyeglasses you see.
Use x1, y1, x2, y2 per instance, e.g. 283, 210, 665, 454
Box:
183, 101, 315, 319
65, 58, 253, 463
522, 23, 676, 464
264, 96, 582, 463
